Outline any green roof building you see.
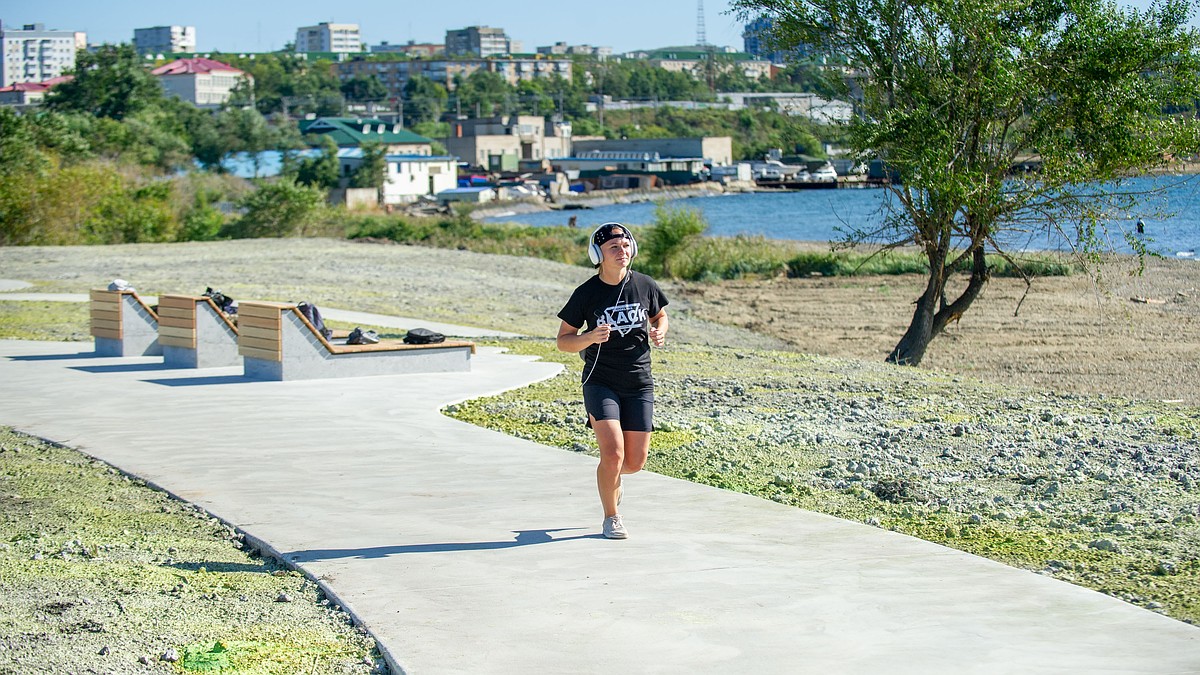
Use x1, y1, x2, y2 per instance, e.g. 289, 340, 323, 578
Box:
299, 117, 433, 152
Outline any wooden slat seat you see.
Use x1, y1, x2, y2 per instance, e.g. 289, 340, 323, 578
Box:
90, 289, 161, 357
158, 294, 240, 369
236, 301, 474, 381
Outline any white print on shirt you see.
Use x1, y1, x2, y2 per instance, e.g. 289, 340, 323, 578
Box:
598, 301, 648, 337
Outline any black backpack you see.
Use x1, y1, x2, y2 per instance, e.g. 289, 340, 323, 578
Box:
203, 287, 237, 314
297, 301, 332, 339
346, 327, 380, 345
404, 327, 445, 345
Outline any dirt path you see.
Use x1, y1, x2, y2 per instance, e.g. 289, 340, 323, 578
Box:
677, 255, 1200, 405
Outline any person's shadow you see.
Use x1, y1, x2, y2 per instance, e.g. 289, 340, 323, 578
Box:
287, 527, 600, 562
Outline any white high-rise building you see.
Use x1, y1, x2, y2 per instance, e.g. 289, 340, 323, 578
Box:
134, 26, 196, 55
445, 26, 513, 57
295, 22, 362, 53
0, 21, 86, 87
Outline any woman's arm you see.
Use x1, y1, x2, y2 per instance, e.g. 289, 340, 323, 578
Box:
557, 320, 610, 353
648, 309, 668, 347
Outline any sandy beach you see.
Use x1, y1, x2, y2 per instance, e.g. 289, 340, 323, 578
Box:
677, 253, 1200, 405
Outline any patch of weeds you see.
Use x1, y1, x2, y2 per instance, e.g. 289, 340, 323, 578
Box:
0, 301, 89, 341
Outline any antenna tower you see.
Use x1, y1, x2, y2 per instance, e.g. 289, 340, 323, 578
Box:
696, 0, 707, 46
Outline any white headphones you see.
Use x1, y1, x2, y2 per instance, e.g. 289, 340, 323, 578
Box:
588, 222, 639, 265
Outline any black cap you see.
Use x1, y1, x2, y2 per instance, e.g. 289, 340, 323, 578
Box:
593, 223, 630, 247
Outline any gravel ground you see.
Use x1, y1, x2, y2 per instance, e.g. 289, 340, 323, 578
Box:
0, 238, 785, 350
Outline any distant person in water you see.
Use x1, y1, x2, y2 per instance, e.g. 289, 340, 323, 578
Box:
1137, 218, 1146, 234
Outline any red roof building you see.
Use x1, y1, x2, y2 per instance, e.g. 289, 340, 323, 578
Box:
0, 75, 72, 106
151, 57, 252, 108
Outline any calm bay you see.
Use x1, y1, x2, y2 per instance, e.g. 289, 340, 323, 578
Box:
483, 174, 1200, 258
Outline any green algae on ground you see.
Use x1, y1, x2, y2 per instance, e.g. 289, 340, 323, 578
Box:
445, 337, 1200, 626
0, 301, 90, 342
0, 428, 381, 674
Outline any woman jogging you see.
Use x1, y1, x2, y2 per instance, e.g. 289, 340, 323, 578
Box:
557, 222, 669, 539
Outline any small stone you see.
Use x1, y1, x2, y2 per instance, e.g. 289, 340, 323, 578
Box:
98, 646, 110, 656
161, 648, 180, 662
276, 592, 293, 603
139, 655, 151, 665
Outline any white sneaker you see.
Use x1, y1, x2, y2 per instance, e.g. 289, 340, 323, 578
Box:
603, 514, 628, 539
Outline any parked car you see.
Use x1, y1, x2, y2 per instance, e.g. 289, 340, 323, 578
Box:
810, 163, 838, 182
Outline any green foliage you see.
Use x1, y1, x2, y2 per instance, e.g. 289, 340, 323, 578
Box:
644, 203, 709, 277
403, 76, 449, 125
217, 52, 344, 116
732, 0, 1200, 364
347, 213, 590, 264
348, 142, 387, 189
597, 106, 828, 160
45, 44, 164, 120
340, 74, 388, 102
454, 70, 512, 116
225, 178, 325, 239
83, 180, 177, 244
294, 136, 341, 189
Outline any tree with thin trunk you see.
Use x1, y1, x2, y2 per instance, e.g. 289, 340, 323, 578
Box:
733, 0, 1200, 365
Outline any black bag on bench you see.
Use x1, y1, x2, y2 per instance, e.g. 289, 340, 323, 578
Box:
297, 301, 332, 339
404, 327, 445, 345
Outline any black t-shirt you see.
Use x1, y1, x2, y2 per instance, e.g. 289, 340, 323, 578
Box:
558, 270, 669, 388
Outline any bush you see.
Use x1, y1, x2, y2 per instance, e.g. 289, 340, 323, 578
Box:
643, 203, 708, 277
223, 178, 325, 239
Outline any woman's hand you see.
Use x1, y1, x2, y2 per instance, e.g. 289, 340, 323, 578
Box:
649, 325, 666, 347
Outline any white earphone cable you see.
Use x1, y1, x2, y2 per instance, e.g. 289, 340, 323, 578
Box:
581, 271, 630, 386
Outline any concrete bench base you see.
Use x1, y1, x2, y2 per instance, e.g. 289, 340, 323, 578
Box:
159, 294, 240, 369
90, 289, 161, 357
238, 301, 473, 381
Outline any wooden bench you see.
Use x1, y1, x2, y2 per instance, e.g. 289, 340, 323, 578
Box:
237, 301, 475, 381
90, 289, 162, 357
157, 294, 240, 368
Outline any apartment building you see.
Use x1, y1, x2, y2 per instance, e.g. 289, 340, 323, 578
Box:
445, 26, 515, 57
336, 57, 572, 99
133, 25, 196, 55
370, 41, 442, 57
443, 115, 572, 170
295, 22, 362, 54
636, 47, 773, 80
536, 42, 612, 59
151, 57, 252, 109
0, 21, 86, 88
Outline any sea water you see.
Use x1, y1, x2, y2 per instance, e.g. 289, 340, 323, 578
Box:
484, 174, 1200, 258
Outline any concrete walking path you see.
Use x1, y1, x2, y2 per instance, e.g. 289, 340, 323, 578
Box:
1, 338, 1199, 674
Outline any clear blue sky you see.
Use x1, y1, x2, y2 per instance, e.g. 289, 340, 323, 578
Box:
1, 1, 1186, 55
1, 1, 749, 54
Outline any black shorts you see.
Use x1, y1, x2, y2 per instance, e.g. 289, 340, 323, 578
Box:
583, 383, 655, 432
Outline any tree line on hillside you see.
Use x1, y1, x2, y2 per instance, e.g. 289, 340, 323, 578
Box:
0, 43, 835, 247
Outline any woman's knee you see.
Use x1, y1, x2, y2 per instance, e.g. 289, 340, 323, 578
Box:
622, 455, 647, 473
621, 432, 650, 473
